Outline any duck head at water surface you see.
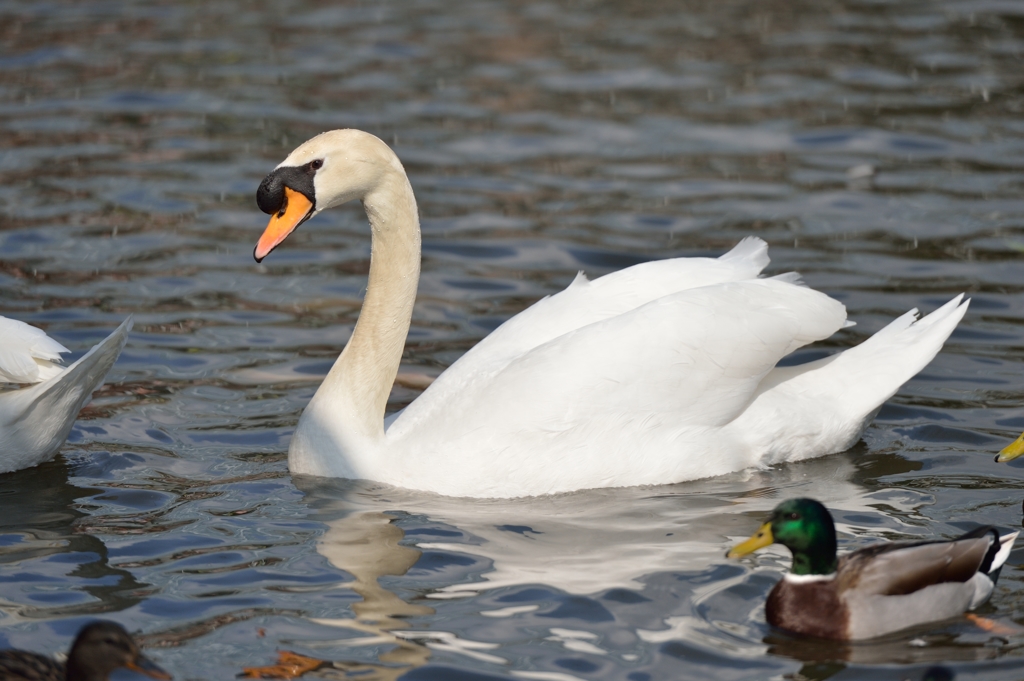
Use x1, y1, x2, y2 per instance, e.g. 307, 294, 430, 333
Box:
251, 129, 968, 499
728, 498, 1017, 640
0, 621, 171, 681
729, 498, 839, 576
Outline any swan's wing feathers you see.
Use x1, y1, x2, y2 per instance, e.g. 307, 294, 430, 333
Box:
718, 236, 770, 269
398, 240, 781, 433
841, 535, 992, 597
0, 317, 131, 473
458, 238, 773, 371
0, 316, 69, 384
0, 348, 37, 385
458, 278, 846, 429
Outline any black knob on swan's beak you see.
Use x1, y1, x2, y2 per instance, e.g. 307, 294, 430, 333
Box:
256, 162, 321, 215
256, 170, 287, 215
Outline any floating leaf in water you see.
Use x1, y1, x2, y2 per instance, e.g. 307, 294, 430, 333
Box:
965, 614, 1024, 636
239, 651, 327, 679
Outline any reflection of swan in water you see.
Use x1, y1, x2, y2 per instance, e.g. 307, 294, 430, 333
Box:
298, 507, 433, 678
298, 506, 533, 678
297, 451, 923, 599
314, 511, 432, 658
294, 453, 985, 672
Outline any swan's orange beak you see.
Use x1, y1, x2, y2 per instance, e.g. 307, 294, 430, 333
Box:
255, 187, 314, 262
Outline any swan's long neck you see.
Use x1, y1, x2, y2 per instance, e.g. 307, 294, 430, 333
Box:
309, 168, 420, 444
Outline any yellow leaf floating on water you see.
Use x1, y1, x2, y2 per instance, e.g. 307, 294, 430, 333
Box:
240, 651, 326, 679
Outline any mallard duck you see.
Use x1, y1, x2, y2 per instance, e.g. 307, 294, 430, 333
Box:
0, 316, 131, 474
727, 498, 1018, 640
252, 129, 967, 498
0, 621, 170, 681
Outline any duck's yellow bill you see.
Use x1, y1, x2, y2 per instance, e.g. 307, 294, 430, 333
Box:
996, 431, 1024, 463
727, 522, 774, 559
254, 187, 313, 262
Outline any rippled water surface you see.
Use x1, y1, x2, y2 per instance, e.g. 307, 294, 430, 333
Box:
3, 0, 1024, 679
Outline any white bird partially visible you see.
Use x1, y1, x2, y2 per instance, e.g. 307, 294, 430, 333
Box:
252, 129, 969, 499
0, 316, 132, 473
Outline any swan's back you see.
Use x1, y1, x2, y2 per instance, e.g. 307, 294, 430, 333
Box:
389, 237, 774, 440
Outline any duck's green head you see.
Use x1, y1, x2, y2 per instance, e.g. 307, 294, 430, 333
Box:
727, 498, 839, 576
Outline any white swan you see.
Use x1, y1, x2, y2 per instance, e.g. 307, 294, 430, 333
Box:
0, 316, 132, 473
253, 129, 968, 498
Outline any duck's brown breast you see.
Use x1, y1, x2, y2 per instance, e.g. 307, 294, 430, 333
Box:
766, 578, 849, 640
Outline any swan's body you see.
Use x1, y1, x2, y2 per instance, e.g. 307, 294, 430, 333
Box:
0, 317, 131, 473
254, 129, 968, 498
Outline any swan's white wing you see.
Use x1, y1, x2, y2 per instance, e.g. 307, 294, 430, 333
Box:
0, 317, 132, 472
451, 277, 844, 427
387, 279, 846, 495
0, 316, 69, 384
394, 237, 771, 432
464, 236, 769, 371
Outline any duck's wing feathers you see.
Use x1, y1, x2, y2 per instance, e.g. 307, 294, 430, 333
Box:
840, 530, 998, 597
837, 528, 1017, 640
0, 317, 70, 384
0, 649, 63, 681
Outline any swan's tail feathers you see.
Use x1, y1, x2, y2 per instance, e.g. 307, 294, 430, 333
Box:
719, 237, 769, 272
823, 294, 968, 417
747, 296, 968, 461
0, 317, 132, 473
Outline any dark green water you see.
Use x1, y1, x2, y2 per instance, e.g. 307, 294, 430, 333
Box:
1, 0, 1024, 678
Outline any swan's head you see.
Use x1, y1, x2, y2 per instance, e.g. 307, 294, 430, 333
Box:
254, 129, 401, 262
